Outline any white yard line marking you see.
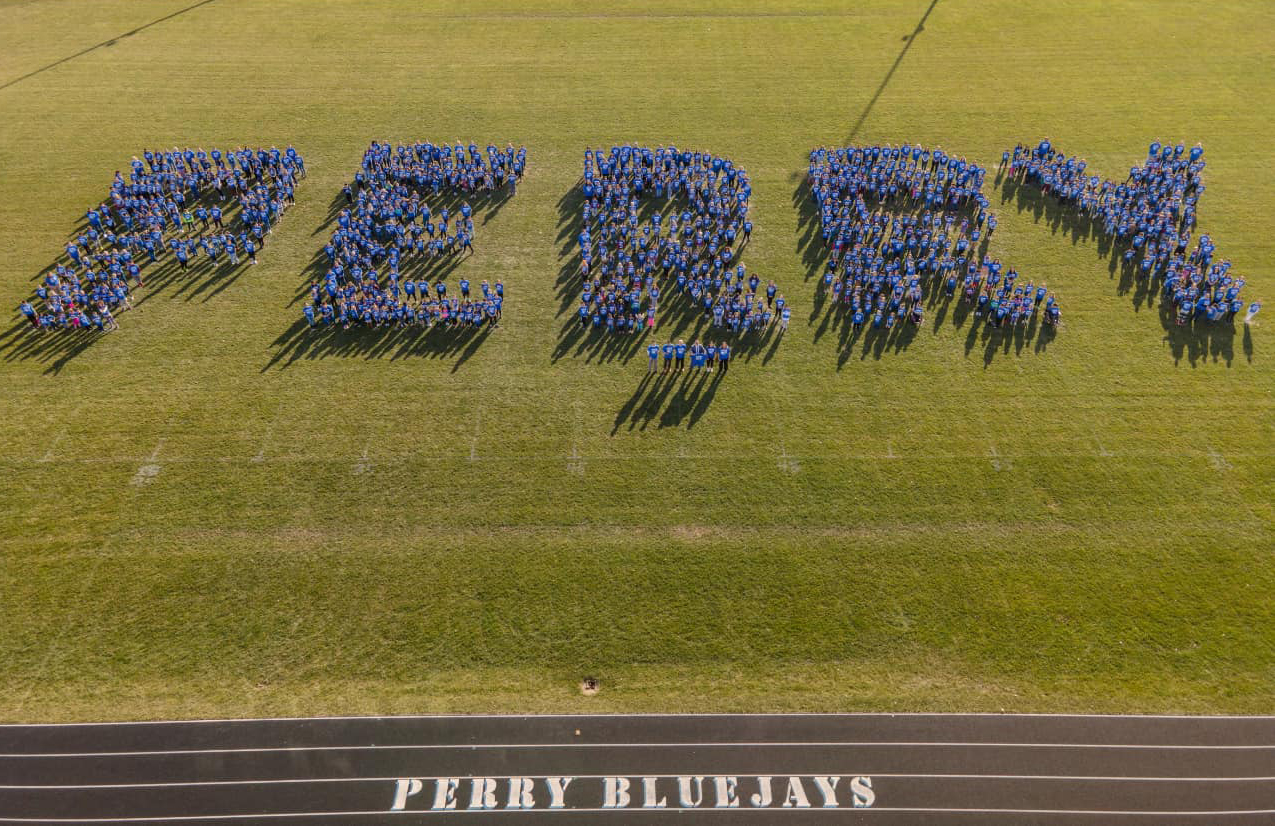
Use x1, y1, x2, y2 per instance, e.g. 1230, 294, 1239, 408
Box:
987, 443, 1011, 472
567, 403, 584, 476
6, 741, 1274, 759
567, 445, 584, 476
1091, 427, 1114, 458
1208, 446, 1232, 471
38, 428, 67, 464
251, 423, 274, 464
777, 444, 801, 475
352, 440, 372, 475
34, 400, 87, 464
129, 441, 165, 486
249, 402, 285, 465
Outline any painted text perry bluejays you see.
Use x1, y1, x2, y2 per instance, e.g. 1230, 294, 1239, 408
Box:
390, 775, 875, 811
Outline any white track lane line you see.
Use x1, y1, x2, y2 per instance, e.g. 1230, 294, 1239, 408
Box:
3, 806, 1275, 822
4, 773, 1275, 790
4, 741, 1275, 758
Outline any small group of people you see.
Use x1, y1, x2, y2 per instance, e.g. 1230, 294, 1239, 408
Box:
1005, 138, 1258, 327
577, 264, 791, 334
807, 144, 1061, 333
576, 145, 787, 338
1162, 238, 1261, 326
304, 277, 504, 329
645, 338, 732, 374
303, 141, 524, 331
19, 146, 303, 331
959, 275, 1060, 329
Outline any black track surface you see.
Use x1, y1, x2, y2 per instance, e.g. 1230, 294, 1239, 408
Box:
2, 714, 1273, 823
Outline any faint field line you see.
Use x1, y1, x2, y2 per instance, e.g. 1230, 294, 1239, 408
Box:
4, 450, 1272, 466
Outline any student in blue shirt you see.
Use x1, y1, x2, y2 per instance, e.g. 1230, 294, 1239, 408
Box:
662, 341, 675, 373
19, 301, 39, 328
716, 342, 730, 373
646, 342, 659, 374
689, 341, 706, 371
674, 338, 687, 372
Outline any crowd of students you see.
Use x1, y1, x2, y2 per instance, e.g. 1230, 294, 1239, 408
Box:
575, 145, 790, 338
20, 139, 1257, 340
1005, 138, 1259, 326
303, 141, 524, 330
808, 144, 1062, 332
18, 147, 303, 332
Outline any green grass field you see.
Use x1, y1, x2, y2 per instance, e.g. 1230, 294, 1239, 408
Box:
0, 0, 1271, 722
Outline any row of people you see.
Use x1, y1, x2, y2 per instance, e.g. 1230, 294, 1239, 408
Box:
577, 145, 786, 337
808, 144, 1061, 334
1005, 138, 1252, 327
809, 144, 991, 217
305, 141, 524, 330
645, 339, 733, 374
304, 295, 500, 329
354, 141, 525, 195
577, 266, 791, 334
21, 146, 303, 331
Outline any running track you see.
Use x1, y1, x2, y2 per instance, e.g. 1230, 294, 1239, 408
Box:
1, 714, 1273, 824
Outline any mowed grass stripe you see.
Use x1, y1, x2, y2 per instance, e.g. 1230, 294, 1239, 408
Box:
2, 526, 1271, 717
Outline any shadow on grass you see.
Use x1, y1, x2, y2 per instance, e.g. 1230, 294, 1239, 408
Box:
0, 319, 101, 375
996, 170, 1241, 368
263, 317, 493, 372
0, 0, 221, 91
611, 367, 728, 433
846, 0, 942, 142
